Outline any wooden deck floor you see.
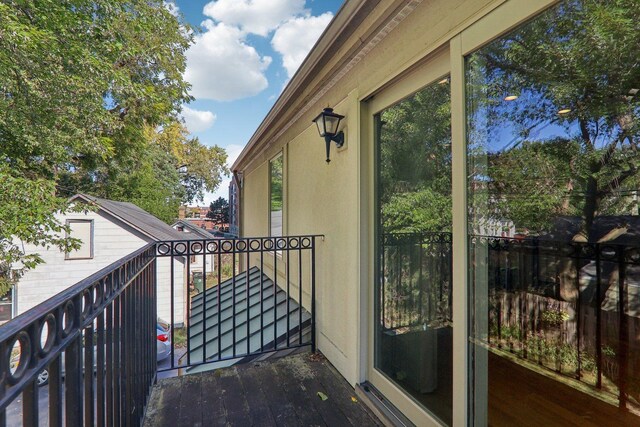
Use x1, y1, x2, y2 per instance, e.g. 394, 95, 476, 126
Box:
143, 353, 383, 427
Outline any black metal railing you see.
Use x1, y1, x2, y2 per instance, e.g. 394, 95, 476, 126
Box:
0, 234, 320, 426
0, 244, 157, 426
155, 235, 319, 373
380, 232, 452, 330
470, 235, 640, 412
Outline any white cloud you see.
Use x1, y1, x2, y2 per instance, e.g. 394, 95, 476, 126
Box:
181, 106, 217, 133
203, 0, 306, 37
184, 21, 272, 101
203, 143, 245, 203
164, 1, 179, 17
271, 12, 333, 78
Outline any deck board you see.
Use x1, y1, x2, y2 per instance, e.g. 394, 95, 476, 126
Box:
144, 353, 383, 427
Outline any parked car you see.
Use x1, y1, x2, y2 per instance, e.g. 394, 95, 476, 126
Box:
156, 318, 171, 362
12, 319, 172, 386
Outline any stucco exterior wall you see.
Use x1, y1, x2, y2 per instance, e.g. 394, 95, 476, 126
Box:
238, 0, 558, 423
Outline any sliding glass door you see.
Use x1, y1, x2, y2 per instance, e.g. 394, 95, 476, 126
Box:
371, 72, 453, 425
466, 1, 640, 424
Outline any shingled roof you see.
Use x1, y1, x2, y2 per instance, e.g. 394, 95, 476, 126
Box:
172, 219, 216, 239
71, 194, 190, 242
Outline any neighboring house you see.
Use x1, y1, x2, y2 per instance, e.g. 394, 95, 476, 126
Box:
172, 220, 216, 291
178, 205, 218, 231
13, 194, 188, 325
229, 0, 639, 426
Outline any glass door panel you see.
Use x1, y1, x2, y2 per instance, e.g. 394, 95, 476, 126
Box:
374, 76, 453, 425
466, 1, 640, 425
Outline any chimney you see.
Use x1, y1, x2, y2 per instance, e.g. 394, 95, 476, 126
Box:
178, 205, 186, 219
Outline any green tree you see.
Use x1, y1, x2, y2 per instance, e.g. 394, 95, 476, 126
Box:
0, 1, 192, 291
207, 197, 230, 227
148, 121, 229, 203
470, 0, 640, 240
100, 144, 185, 224
60, 121, 229, 222
0, 165, 86, 294
378, 80, 452, 234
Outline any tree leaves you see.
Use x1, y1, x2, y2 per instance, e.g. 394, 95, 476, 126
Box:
469, 0, 640, 239
207, 197, 230, 227
0, 1, 202, 290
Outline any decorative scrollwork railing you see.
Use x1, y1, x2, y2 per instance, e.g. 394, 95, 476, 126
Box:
155, 235, 320, 374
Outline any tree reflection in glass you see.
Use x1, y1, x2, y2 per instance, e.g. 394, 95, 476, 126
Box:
468, 0, 640, 240
467, 1, 640, 423
375, 78, 452, 424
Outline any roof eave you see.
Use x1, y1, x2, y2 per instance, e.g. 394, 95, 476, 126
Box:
231, 0, 372, 172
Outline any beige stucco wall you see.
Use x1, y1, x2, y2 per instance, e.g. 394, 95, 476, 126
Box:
239, 0, 557, 424
242, 162, 270, 237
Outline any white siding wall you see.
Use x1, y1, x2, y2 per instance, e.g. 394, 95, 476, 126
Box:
15, 210, 186, 324
171, 228, 216, 274
156, 257, 186, 326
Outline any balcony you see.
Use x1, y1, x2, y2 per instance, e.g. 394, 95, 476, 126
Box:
2, 233, 640, 426
144, 353, 381, 426
0, 235, 331, 426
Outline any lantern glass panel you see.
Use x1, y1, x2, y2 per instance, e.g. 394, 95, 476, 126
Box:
324, 115, 340, 135
314, 118, 325, 137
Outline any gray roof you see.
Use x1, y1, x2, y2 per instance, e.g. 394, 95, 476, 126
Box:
71, 194, 190, 242
187, 266, 311, 368
172, 220, 216, 239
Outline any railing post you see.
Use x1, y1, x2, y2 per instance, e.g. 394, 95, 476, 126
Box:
202, 240, 208, 363
22, 381, 38, 427
186, 241, 192, 367
49, 352, 63, 427
311, 236, 317, 353
246, 239, 251, 355
595, 243, 602, 389
65, 295, 84, 427
23, 324, 39, 427
170, 242, 175, 370
618, 247, 628, 410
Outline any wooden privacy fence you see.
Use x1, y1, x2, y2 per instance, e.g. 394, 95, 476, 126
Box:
471, 236, 640, 411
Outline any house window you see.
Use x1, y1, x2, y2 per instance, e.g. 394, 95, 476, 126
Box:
0, 287, 14, 323
269, 154, 283, 237
466, 0, 640, 423
65, 219, 94, 260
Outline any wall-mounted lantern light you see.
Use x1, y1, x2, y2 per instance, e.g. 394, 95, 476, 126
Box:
312, 107, 345, 163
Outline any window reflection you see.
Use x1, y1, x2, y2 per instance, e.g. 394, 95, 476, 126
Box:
376, 77, 452, 424
467, 1, 640, 424
270, 155, 283, 237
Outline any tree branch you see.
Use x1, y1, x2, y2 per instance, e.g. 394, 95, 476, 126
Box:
597, 166, 638, 198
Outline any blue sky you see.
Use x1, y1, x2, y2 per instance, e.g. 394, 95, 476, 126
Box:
169, 0, 344, 204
